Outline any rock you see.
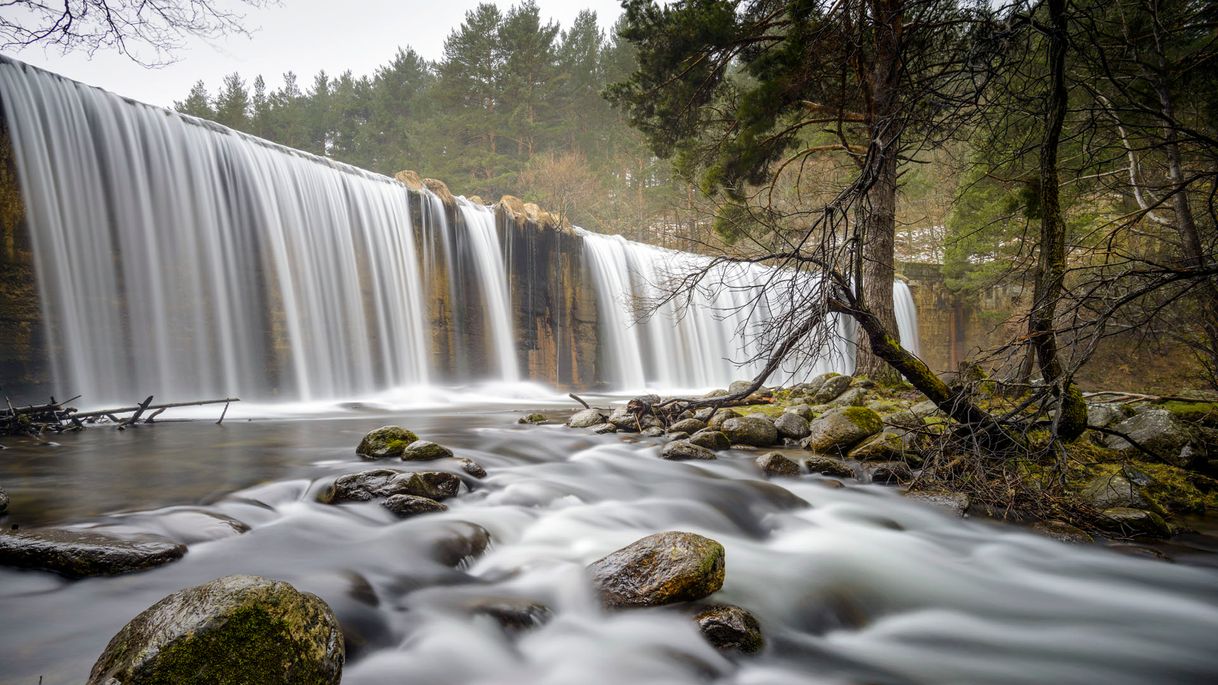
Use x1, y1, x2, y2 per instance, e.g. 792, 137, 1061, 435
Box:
0, 528, 186, 578
903, 489, 969, 516
802, 407, 883, 454
0, 486, 7, 515
804, 455, 855, 478
664, 431, 691, 442
847, 431, 907, 461
517, 413, 548, 425
588, 531, 726, 608
784, 404, 815, 420
1031, 520, 1094, 544
1087, 403, 1126, 429
608, 407, 640, 431
721, 416, 779, 447
88, 575, 343, 685
1081, 471, 1161, 512
1104, 410, 1190, 465
694, 605, 763, 654
590, 423, 618, 434
706, 409, 741, 431
801, 373, 833, 397
356, 426, 419, 459
868, 461, 913, 484
910, 399, 941, 418
756, 453, 801, 478
812, 375, 852, 403
641, 426, 666, 437
702, 389, 730, 400
568, 408, 607, 428
320, 469, 461, 504
382, 494, 448, 518
813, 478, 846, 489
773, 412, 811, 440
431, 523, 492, 565
689, 430, 731, 451
400, 440, 454, 461
829, 387, 869, 407
394, 169, 424, 190
1099, 507, 1171, 537
661, 440, 717, 461
468, 598, 553, 634
456, 457, 487, 479
670, 418, 707, 434
728, 380, 755, 396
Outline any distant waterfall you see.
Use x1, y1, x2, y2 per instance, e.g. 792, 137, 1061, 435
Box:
580, 231, 921, 390
0, 57, 432, 403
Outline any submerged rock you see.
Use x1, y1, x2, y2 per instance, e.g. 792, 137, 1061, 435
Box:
773, 412, 811, 440
1031, 520, 1094, 544
517, 413, 549, 425
320, 469, 461, 504
87, 575, 343, 685
804, 455, 855, 478
431, 522, 492, 566
456, 457, 487, 479
669, 418, 707, 434
0, 528, 185, 578
756, 453, 801, 478
661, 440, 717, 461
468, 598, 553, 634
400, 440, 453, 461
356, 426, 419, 459
694, 605, 764, 654
689, 430, 730, 451
721, 416, 779, 447
588, 531, 726, 608
382, 494, 448, 518
802, 406, 883, 454
568, 408, 607, 428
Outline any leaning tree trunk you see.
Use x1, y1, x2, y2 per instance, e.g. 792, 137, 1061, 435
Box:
1027, 0, 1086, 441
854, 0, 902, 385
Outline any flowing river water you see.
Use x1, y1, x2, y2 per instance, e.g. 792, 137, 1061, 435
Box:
2, 399, 1218, 685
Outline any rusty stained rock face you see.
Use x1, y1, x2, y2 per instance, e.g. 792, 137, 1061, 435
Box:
587, 531, 725, 609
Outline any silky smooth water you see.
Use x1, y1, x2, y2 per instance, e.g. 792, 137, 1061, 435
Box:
0, 405, 1216, 685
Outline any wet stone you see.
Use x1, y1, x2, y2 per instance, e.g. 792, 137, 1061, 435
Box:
588, 531, 726, 609
517, 413, 548, 425
0, 528, 186, 578
756, 453, 801, 478
468, 598, 553, 635
669, 418, 707, 434
356, 426, 418, 459
590, 423, 618, 434
694, 604, 764, 654
689, 430, 730, 451
804, 455, 855, 479
400, 440, 454, 461
382, 494, 448, 518
456, 457, 487, 479
661, 440, 717, 461
567, 409, 607, 428
868, 461, 913, 485
641, 426, 666, 438
1031, 520, 1094, 544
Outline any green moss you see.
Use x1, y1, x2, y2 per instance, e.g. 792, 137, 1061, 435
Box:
736, 403, 785, 418
841, 406, 883, 435
1158, 400, 1218, 427
1058, 385, 1088, 441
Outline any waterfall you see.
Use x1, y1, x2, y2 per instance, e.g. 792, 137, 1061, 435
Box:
455, 199, 519, 383
580, 231, 921, 390
0, 57, 432, 403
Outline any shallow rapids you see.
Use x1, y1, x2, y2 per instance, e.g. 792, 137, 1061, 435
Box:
2, 405, 1217, 685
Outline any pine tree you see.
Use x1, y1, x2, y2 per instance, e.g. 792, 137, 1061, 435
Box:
174, 80, 214, 120
212, 72, 250, 130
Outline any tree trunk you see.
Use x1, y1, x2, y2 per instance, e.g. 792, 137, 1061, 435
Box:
1027, 0, 1086, 441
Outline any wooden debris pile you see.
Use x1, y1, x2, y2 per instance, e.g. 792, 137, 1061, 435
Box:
2, 395, 239, 437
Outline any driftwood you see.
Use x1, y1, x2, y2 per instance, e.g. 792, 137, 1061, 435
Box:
2, 395, 239, 437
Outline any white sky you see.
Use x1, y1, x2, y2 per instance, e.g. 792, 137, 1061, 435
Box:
7, 0, 626, 108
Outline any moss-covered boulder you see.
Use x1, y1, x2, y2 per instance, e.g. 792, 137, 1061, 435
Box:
356, 426, 419, 459
0, 528, 185, 578
802, 407, 883, 454
689, 429, 731, 451
319, 469, 461, 504
1081, 470, 1162, 513
588, 531, 726, 608
694, 604, 763, 654
773, 412, 811, 440
784, 404, 815, 420
669, 418, 707, 434
661, 440, 717, 461
400, 440, 453, 461
1103, 410, 1190, 465
721, 416, 779, 447
812, 375, 852, 403
706, 409, 741, 431
568, 408, 607, 428
847, 431, 908, 461
88, 575, 342, 685
829, 387, 868, 407
1098, 507, 1171, 537
517, 412, 548, 425
804, 455, 855, 478
382, 494, 448, 518
756, 453, 800, 478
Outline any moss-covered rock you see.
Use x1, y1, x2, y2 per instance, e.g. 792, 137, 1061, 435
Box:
784, 404, 815, 420
400, 440, 454, 461
847, 431, 907, 461
812, 375, 852, 403
868, 461, 913, 485
1103, 410, 1190, 465
319, 469, 461, 504
756, 452, 801, 477
0, 528, 185, 578
661, 440, 717, 461
669, 418, 707, 434
1159, 400, 1218, 427
588, 531, 725, 609
517, 412, 549, 425
803, 406, 883, 454
694, 604, 763, 654
721, 416, 779, 447
706, 409, 741, 431
356, 426, 419, 459
1098, 507, 1171, 538
773, 412, 811, 440
689, 429, 730, 451
87, 575, 343, 685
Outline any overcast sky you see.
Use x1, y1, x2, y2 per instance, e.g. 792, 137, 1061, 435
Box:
8, 0, 625, 108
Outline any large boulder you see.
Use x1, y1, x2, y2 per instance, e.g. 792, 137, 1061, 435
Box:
706, 409, 741, 431
803, 407, 883, 454
721, 416, 779, 447
689, 430, 731, 451
1103, 410, 1190, 465
847, 431, 908, 461
694, 605, 764, 654
588, 531, 726, 608
1081, 470, 1161, 512
661, 440, 717, 461
829, 387, 869, 408
0, 528, 185, 578
356, 426, 419, 459
400, 440, 453, 461
1087, 403, 1126, 430
812, 375, 852, 403
773, 412, 811, 440
88, 575, 343, 685
568, 408, 607, 428
319, 469, 461, 504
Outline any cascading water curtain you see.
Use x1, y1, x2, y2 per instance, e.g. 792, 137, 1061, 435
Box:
0, 57, 432, 404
